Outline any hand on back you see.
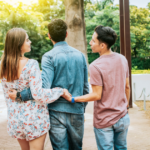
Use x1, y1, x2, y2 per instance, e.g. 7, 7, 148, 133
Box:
8, 88, 72, 102
8, 89, 17, 101
62, 89, 72, 102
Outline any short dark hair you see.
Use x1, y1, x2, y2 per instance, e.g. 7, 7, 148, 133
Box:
95, 25, 117, 49
48, 19, 67, 42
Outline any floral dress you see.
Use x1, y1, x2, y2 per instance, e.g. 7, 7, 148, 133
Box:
1, 59, 64, 141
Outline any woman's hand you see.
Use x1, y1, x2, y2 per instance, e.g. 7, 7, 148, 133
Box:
8, 89, 17, 101
62, 89, 72, 102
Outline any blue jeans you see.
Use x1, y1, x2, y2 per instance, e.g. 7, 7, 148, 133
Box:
49, 110, 84, 150
94, 113, 130, 150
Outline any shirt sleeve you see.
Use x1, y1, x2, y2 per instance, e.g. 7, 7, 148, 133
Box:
89, 64, 103, 86
29, 60, 64, 104
21, 88, 34, 101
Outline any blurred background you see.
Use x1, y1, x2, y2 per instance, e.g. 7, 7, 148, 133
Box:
0, 0, 150, 72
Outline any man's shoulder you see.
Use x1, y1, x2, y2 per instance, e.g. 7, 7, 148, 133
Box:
43, 47, 57, 57
43, 45, 83, 58
69, 46, 82, 53
64, 45, 83, 56
90, 57, 100, 66
116, 53, 128, 65
89, 57, 100, 71
115, 52, 126, 60
42, 47, 60, 60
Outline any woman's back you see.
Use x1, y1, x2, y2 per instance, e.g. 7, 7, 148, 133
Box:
3, 59, 34, 95
1, 59, 51, 140
17, 57, 29, 81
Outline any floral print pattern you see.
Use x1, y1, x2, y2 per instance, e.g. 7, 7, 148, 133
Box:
1, 59, 64, 141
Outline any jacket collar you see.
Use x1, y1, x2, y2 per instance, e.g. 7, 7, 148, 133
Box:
54, 41, 68, 47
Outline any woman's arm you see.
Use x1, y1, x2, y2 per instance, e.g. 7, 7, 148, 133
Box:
8, 60, 71, 103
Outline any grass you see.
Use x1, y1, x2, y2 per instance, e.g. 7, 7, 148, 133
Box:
134, 101, 150, 119
132, 70, 150, 74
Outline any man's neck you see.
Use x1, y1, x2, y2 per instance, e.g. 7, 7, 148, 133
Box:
52, 41, 66, 46
99, 49, 113, 56
52, 41, 57, 45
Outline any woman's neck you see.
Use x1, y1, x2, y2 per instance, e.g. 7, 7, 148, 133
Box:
20, 54, 26, 60
20, 53, 25, 58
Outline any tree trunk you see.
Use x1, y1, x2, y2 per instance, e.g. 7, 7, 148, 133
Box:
64, 0, 89, 65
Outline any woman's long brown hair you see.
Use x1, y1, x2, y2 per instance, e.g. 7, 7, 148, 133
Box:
0, 28, 27, 82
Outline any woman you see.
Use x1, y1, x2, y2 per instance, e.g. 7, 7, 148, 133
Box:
0, 28, 70, 150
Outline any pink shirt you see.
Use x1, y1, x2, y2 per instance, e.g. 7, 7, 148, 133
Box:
90, 52, 129, 129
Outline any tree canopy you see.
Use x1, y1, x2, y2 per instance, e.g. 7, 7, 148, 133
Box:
0, 0, 150, 69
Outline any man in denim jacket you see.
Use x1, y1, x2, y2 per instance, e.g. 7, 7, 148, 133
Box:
9, 19, 89, 150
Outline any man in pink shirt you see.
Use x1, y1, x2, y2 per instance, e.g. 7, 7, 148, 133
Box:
67, 25, 130, 150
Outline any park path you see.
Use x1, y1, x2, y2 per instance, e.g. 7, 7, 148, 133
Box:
0, 83, 150, 150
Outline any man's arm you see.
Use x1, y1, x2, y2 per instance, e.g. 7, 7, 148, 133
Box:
8, 87, 34, 101
70, 63, 103, 103
67, 85, 102, 102
125, 77, 130, 108
125, 59, 130, 108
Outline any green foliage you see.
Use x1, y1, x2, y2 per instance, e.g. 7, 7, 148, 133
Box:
132, 70, 150, 74
0, 0, 150, 70
147, 2, 150, 10
130, 6, 150, 58
84, 0, 92, 7
132, 57, 150, 70
85, 1, 150, 69
0, 0, 65, 68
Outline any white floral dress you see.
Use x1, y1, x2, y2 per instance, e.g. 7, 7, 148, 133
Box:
1, 59, 64, 141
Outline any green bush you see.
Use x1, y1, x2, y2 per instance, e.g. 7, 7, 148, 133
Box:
132, 70, 150, 74
132, 57, 150, 70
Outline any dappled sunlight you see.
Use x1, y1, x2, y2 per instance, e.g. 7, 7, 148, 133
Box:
3, 0, 38, 7
0, 0, 150, 69
0, 0, 65, 68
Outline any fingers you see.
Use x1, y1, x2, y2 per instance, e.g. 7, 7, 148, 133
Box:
9, 89, 13, 92
8, 91, 13, 96
8, 89, 17, 101
8, 89, 16, 93
62, 89, 72, 102
63, 89, 71, 96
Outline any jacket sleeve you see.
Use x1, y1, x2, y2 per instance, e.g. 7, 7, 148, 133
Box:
20, 88, 34, 101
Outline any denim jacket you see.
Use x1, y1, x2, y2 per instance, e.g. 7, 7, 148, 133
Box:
21, 41, 89, 114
